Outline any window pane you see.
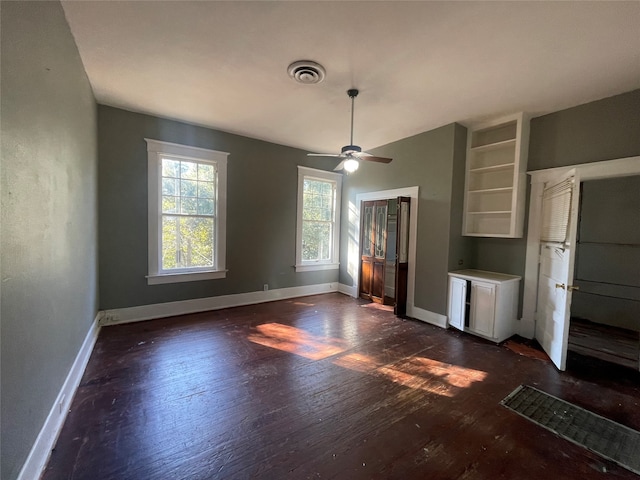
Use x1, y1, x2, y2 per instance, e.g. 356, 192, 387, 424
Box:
162, 159, 180, 178
374, 204, 387, 259
181, 179, 198, 198
198, 181, 215, 199
162, 216, 214, 270
302, 221, 331, 261
178, 217, 214, 268
197, 198, 214, 215
181, 197, 197, 215
198, 163, 214, 181
162, 178, 177, 195
162, 216, 179, 269
363, 205, 373, 257
303, 179, 333, 222
162, 195, 178, 213
180, 161, 198, 180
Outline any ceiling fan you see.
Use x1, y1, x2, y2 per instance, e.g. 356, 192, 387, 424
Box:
308, 89, 392, 173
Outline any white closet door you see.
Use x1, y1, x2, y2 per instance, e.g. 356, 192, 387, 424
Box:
536, 173, 580, 370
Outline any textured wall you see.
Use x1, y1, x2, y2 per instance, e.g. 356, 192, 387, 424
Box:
338, 123, 472, 316
0, 2, 98, 479
98, 106, 338, 310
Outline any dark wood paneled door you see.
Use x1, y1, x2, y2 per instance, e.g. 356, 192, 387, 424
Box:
359, 200, 388, 304
394, 196, 411, 316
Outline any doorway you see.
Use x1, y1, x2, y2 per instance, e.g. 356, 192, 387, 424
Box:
359, 197, 410, 315
567, 175, 640, 369
353, 186, 419, 319
522, 156, 640, 371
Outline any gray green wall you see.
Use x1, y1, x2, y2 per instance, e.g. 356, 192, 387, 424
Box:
1, 2, 99, 479
470, 90, 640, 296
572, 176, 640, 331
528, 89, 640, 171
98, 106, 338, 310
339, 123, 471, 316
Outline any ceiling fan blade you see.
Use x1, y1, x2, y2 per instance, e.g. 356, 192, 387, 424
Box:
307, 153, 343, 158
333, 160, 346, 171
360, 154, 393, 164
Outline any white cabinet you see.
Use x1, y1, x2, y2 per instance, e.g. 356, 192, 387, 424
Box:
448, 276, 467, 330
463, 113, 529, 238
447, 269, 521, 343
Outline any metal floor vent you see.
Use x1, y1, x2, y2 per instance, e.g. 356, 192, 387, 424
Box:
501, 384, 640, 475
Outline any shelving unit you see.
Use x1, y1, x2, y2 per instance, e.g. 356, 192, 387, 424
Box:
463, 113, 529, 237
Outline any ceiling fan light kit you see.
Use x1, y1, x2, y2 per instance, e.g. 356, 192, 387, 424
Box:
343, 158, 360, 173
307, 88, 392, 173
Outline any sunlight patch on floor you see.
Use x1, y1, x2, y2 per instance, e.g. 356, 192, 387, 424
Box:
248, 323, 350, 360
360, 302, 394, 312
334, 352, 487, 396
292, 301, 316, 307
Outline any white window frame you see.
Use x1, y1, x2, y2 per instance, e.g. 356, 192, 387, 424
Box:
145, 139, 229, 285
295, 166, 342, 272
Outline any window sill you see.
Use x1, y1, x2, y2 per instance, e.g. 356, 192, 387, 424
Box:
147, 270, 227, 285
294, 263, 339, 273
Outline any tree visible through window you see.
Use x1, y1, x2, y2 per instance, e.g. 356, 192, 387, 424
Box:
161, 157, 216, 270
302, 178, 335, 261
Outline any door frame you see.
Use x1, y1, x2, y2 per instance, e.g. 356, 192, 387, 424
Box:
352, 186, 419, 316
522, 156, 640, 340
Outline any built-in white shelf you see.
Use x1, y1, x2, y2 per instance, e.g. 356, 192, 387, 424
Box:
469, 163, 515, 173
469, 138, 516, 153
468, 187, 513, 194
462, 113, 529, 238
467, 210, 511, 215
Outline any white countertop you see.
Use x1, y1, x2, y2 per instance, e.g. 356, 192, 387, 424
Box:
448, 269, 521, 283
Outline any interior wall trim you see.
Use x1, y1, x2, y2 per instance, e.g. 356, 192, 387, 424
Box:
100, 283, 340, 326
17, 314, 101, 480
338, 282, 357, 297
409, 305, 448, 329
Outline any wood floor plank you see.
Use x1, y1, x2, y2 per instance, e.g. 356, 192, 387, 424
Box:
42, 293, 640, 479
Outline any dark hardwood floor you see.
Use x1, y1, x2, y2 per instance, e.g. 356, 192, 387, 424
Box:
43, 293, 640, 479
569, 317, 639, 370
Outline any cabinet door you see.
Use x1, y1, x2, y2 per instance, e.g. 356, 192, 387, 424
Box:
448, 277, 467, 331
470, 282, 496, 337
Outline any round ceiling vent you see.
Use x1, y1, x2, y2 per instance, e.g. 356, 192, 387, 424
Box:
287, 60, 326, 84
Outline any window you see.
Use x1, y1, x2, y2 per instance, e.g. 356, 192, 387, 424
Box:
146, 139, 228, 284
295, 166, 342, 272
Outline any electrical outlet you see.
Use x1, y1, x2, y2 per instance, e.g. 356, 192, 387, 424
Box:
263, 284, 269, 291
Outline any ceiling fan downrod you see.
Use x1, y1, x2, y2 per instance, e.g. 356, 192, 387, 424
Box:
347, 88, 358, 147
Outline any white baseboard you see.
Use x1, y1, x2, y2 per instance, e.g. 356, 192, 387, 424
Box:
18, 314, 101, 480
100, 282, 339, 326
408, 305, 448, 329
338, 283, 357, 298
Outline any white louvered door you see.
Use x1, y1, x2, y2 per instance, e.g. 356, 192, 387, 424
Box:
535, 171, 580, 370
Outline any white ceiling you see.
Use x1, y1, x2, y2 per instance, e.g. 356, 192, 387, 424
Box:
61, 1, 640, 154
